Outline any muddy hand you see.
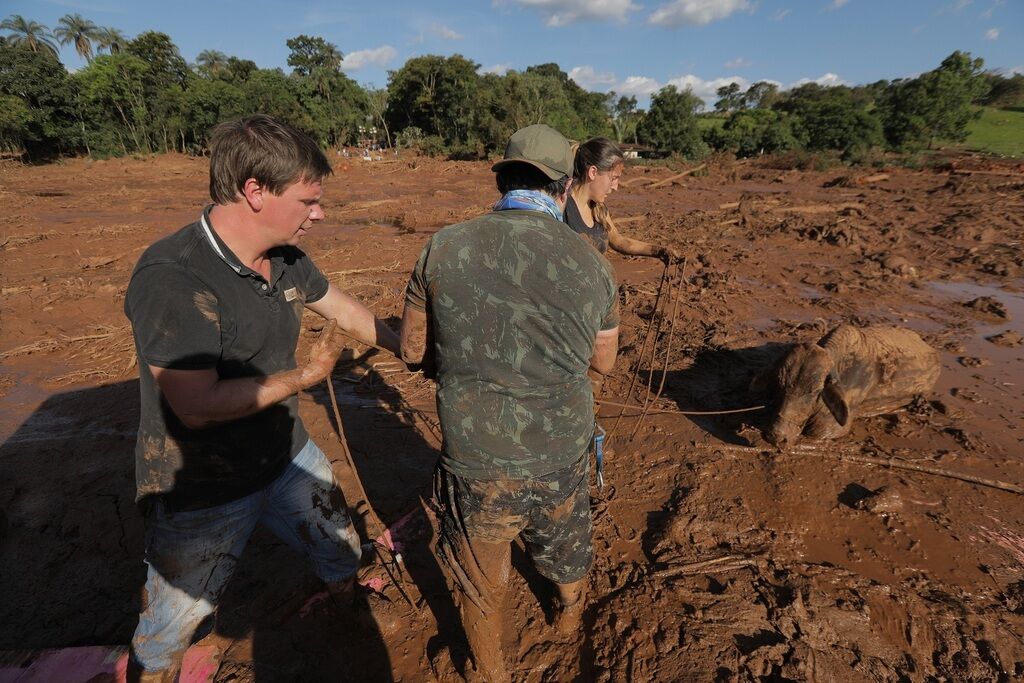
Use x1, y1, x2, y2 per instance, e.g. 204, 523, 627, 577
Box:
302, 319, 347, 387
658, 246, 681, 264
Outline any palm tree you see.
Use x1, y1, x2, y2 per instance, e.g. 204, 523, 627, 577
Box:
0, 15, 59, 57
95, 26, 127, 55
53, 13, 100, 62
196, 49, 229, 76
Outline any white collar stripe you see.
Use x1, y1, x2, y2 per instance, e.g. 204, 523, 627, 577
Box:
200, 212, 241, 274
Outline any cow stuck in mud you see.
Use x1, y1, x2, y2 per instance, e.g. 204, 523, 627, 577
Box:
754, 324, 941, 447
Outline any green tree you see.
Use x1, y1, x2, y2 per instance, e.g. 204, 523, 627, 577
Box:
880, 51, 989, 150
0, 93, 34, 152
607, 93, 640, 144
75, 53, 151, 153
637, 85, 707, 157
125, 32, 190, 152
286, 35, 342, 77
714, 82, 744, 113
284, 36, 367, 146
54, 13, 100, 63
95, 27, 127, 55
707, 108, 798, 157
126, 31, 189, 90
183, 76, 246, 147
524, 63, 609, 139
385, 54, 483, 146
196, 49, 229, 78
981, 72, 1024, 108
0, 15, 59, 57
742, 81, 780, 109
366, 87, 392, 148
775, 83, 883, 155
0, 41, 80, 158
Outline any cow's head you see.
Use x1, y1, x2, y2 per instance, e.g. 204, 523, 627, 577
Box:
761, 343, 850, 447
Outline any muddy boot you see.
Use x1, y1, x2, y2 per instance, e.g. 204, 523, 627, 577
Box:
552, 578, 586, 635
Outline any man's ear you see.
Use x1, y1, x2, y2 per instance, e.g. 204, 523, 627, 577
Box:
821, 372, 850, 426
242, 178, 264, 211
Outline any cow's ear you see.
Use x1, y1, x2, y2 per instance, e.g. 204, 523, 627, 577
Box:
822, 373, 849, 426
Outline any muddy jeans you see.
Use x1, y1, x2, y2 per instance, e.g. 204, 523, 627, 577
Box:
434, 454, 593, 618
130, 439, 361, 672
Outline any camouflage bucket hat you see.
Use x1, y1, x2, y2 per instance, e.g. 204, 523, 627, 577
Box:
491, 124, 573, 180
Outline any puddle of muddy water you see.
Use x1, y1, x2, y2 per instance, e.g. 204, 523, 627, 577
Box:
929, 279, 1024, 338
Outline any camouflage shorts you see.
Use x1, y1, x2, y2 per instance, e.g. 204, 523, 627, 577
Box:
434, 455, 593, 593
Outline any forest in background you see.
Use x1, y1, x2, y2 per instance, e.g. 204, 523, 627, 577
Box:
2, 13, 1023, 163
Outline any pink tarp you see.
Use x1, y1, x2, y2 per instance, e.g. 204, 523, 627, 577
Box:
0, 644, 219, 683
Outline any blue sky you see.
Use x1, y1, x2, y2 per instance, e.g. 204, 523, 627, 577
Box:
8, 0, 1023, 108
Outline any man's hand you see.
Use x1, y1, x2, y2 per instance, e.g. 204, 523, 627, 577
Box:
301, 320, 347, 388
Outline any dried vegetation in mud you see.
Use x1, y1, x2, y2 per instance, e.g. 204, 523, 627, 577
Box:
1, 152, 1023, 681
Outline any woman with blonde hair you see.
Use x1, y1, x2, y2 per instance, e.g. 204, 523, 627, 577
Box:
565, 137, 680, 261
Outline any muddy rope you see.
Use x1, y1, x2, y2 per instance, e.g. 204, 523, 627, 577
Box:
607, 262, 671, 442
325, 371, 418, 610
790, 444, 1024, 497
597, 399, 765, 416
631, 257, 686, 439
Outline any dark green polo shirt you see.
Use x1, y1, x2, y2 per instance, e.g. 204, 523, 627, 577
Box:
125, 207, 329, 510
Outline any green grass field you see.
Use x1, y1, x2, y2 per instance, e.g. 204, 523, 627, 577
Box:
963, 106, 1024, 158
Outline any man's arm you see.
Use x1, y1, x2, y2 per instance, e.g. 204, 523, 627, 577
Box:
305, 283, 401, 357
590, 326, 619, 376
400, 303, 428, 366
151, 320, 347, 430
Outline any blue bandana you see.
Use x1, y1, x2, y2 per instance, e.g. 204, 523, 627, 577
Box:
492, 189, 563, 221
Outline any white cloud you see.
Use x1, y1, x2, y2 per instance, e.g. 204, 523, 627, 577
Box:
618, 76, 664, 97
504, 0, 639, 26
954, 0, 973, 10
725, 57, 752, 68
980, 0, 1004, 19
773, 8, 791, 20
985, 27, 1000, 40
431, 23, 463, 40
1007, 65, 1024, 76
341, 46, 397, 71
648, 0, 751, 27
788, 72, 848, 88
666, 74, 750, 103
828, 0, 849, 9
568, 65, 619, 89
479, 63, 512, 76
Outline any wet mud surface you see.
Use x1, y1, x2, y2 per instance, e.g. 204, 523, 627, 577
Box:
1, 153, 1023, 681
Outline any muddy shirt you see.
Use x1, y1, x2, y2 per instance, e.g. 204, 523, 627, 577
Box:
124, 207, 329, 511
405, 209, 619, 481
564, 195, 609, 254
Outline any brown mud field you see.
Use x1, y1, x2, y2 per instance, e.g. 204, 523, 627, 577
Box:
1, 151, 1023, 682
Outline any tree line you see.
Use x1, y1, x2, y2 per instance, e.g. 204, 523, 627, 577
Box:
1, 13, 1021, 163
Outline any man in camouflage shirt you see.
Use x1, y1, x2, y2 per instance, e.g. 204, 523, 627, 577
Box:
401, 124, 619, 682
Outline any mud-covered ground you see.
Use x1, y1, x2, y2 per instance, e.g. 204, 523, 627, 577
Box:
1, 151, 1023, 682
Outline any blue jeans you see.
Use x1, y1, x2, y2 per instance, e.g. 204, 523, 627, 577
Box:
131, 439, 362, 672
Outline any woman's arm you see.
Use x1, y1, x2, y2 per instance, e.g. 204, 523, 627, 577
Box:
600, 204, 680, 261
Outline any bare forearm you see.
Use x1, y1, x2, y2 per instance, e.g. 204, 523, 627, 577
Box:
157, 365, 320, 430
197, 371, 306, 427
400, 307, 426, 364
307, 287, 401, 356
608, 231, 660, 257
589, 329, 620, 376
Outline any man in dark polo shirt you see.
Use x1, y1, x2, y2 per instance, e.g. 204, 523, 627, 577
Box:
400, 124, 619, 682
124, 114, 400, 681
